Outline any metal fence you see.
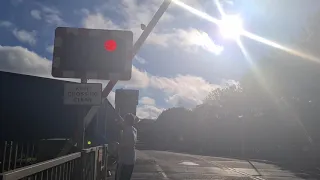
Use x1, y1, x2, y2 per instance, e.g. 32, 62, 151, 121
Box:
1, 141, 37, 173
0, 145, 108, 180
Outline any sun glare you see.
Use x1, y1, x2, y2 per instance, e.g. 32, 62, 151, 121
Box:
218, 14, 244, 39
171, 0, 319, 62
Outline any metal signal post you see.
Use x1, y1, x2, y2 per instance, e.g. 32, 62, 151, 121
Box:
60, 0, 172, 156
77, 77, 87, 149
84, 0, 172, 128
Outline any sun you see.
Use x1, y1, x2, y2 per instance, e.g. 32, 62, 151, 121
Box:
218, 14, 244, 39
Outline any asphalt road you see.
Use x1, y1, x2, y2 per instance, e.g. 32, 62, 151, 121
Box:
109, 150, 320, 180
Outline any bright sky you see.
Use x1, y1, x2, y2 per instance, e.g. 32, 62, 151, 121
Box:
0, 0, 318, 119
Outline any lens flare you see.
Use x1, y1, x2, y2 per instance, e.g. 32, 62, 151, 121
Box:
171, 0, 320, 62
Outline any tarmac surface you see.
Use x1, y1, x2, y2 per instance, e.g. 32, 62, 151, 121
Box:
108, 150, 320, 180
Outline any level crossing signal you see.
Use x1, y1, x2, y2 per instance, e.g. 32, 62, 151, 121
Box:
52, 27, 133, 80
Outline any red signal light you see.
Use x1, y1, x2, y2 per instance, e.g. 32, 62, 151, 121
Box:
104, 40, 117, 52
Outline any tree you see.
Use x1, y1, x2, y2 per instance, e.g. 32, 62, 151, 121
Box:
153, 107, 194, 150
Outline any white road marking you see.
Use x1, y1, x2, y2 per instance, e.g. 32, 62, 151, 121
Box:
179, 161, 199, 166
155, 164, 169, 179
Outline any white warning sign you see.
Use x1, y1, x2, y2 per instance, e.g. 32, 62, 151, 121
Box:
64, 83, 102, 105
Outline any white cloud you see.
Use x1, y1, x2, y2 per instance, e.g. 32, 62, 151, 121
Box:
115, 0, 216, 51
146, 31, 173, 47
44, 14, 65, 26
140, 97, 156, 105
0, 21, 13, 28
137, 105, 164, 119
0, 45, 50, 77
119, 66, 150, 88
42, 6, 60, 14
174, 29, 223, 54
81, 2, 159, 44
81, 0, 171, 43
0, 45, 221, 115
121, 0, 172, 28
134, 55, 147, 64
81, 12, 141, 42
80, 1, 222, 54
31, 10, 42, 20
1, 22, 39, 47
12, 29, 37, 46
40, 6, 66, 26
82, 12, 119, 29
46, 45, 54, 53
148, 28, 223, 54
0, 46, 77, 84
0, 45, 150, 89
165, 94, 187, 106
137, 95, 162, 119
150, 74, 220, 106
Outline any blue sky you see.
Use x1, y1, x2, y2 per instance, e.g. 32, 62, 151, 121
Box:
0, 0, 319, 119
